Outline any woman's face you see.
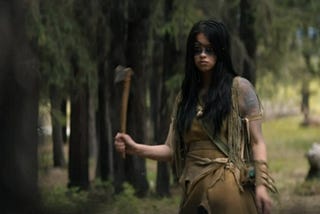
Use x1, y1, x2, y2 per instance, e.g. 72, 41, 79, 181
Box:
193, 33, 217, 74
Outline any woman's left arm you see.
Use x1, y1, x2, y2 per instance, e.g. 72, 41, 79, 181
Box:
237, 77, 272, 214
250, 120, 272, 214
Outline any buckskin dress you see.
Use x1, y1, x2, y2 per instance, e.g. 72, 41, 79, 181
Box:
178, 118, 258, 214
167, 77, 260, 214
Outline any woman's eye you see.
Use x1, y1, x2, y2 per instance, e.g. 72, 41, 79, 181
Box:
194, 47, 202, 55
205, 47, 215, 55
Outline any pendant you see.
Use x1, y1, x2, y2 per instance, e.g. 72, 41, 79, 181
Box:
196, 104, 203, 117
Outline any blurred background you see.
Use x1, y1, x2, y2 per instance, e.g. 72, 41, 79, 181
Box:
0, 0, 320, 213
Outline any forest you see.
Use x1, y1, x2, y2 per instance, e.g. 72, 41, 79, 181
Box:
0, 0, 320, 213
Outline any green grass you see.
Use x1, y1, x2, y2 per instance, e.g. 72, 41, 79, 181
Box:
265, 116, 319, 172
264, 116, 320, 190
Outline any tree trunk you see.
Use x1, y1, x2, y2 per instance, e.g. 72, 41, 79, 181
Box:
153, 0, 179, 197
0, 0, 39, 213
97, 56, 111, 180
61, 98, 68, 143
103, 0, 127, 192
96, 14, 113, 181
68, 56, 89, 190
49, 85, 66, 167
95, 0, 127, 187
124, 1, 154, 197
301, 80, 310, 126
239, 0, 257, 85
301, 53, 313, 126
88, 89, 98, 159
150, 34, 167, 195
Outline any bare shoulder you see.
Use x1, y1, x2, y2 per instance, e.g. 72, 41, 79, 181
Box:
235, 77, 261, 117
235, 76, 255, 93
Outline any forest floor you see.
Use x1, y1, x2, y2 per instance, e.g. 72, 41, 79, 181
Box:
38, 115, 320, 214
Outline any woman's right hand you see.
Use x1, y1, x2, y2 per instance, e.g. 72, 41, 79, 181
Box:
114, 132, 138, 155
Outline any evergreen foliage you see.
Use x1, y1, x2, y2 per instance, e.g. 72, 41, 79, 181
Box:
27, 0, 96, 96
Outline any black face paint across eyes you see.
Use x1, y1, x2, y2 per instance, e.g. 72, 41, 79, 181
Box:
193, 46, 215, 56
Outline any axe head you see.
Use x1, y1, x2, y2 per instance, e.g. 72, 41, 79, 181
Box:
114, 65, 134, 83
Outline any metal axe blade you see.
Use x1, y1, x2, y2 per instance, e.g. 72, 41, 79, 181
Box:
114, 65, 133, 83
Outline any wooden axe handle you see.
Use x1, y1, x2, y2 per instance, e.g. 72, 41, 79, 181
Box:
120, 74, 132, 158
120, 75, 131, 133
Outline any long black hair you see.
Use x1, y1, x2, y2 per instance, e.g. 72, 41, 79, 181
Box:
176, 19, 238, 136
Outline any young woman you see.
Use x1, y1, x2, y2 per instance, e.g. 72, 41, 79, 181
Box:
115, 19, 276, 214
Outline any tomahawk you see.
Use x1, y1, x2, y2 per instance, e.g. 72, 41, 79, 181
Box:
114, 65, 133, 158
